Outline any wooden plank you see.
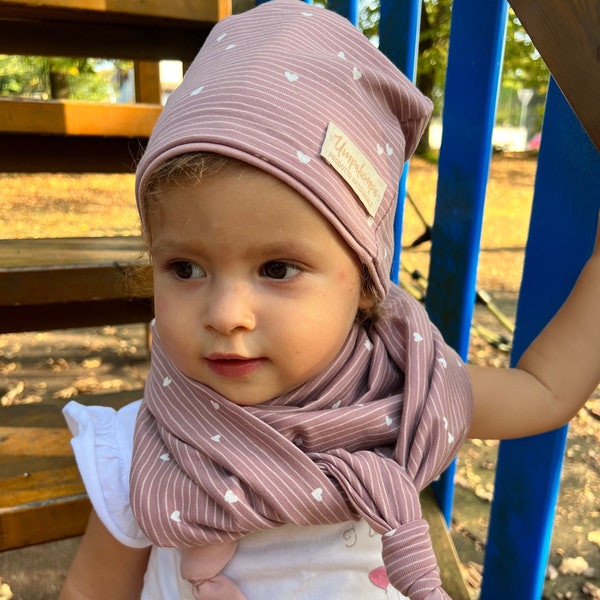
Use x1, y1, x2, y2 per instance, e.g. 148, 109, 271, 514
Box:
420, 487, 471, 600
0, 299, 154, 333
0, 99, 161, 137
0, 477, 91, 550
0, 237, 153, 332
0, 17, 213, 61
0, 236, 147, 270
0, 0, 231, 23
134, 61, 162, 104
0, 237, 151, 304
508, 0, 600, 151
0, 390, 140, 549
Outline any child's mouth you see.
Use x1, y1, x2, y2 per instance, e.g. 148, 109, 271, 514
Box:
206, 356, 265, 378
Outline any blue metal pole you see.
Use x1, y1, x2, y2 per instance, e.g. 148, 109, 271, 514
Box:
426, 0, 508, 523
480, 79, 600, 599
377, 0, 422, 285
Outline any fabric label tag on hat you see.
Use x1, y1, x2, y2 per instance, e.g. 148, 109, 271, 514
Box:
320, 122, 386, 217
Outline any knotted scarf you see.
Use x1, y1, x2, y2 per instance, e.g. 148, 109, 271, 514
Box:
130, 285, 472, 599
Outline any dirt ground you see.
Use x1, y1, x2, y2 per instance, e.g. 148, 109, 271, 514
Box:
1, 154, 599, 599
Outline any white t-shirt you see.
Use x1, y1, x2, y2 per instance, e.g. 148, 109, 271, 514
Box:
64, 400, 408, 599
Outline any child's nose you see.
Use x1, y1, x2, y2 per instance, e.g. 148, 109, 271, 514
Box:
204, 282, 256, 335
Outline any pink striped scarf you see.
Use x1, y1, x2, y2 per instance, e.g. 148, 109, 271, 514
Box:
130, 286, 472, 599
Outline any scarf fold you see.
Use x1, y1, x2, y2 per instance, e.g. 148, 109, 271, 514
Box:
130, 285, 472, 599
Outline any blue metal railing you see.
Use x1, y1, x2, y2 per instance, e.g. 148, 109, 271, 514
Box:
258, 0, 600, 596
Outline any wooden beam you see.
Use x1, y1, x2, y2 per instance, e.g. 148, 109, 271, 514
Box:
0, 0, 231, 23
420, 488, 471, 600
134, 61, 162, 104
0, 98, 161, 137
0, 17, 213, 62
508, 0, 600, 151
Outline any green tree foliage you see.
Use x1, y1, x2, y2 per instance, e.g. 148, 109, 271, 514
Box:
416, 3, 548, 141
356, 1, 549, 151
0, 56, 126, 101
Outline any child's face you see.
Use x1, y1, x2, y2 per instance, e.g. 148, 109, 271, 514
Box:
148, 165, 374, 406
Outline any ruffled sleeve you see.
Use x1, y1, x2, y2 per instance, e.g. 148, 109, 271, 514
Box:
63, 400, 151, 549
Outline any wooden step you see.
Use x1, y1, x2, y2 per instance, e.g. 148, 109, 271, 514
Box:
0, 0, 230, 61
0, 99, 161, 138
0, 100, 162, 172
0, 390, 141, 551
0, 236, 153, 333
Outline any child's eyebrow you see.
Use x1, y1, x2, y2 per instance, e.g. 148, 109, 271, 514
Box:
248, 239, 322, 258
149, 237, 323, 260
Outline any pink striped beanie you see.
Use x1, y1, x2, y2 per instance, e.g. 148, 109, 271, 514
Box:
135, 0, 433, 298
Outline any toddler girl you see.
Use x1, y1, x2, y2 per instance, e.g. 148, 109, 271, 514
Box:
60, 2, 600, 599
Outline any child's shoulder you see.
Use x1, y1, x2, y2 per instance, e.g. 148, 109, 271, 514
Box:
63, 399, 149, 548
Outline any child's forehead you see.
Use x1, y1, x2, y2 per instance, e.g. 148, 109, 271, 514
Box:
136, 0, 432, 300
149, 167, 358, 263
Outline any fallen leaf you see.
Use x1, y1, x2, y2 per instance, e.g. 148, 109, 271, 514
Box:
582, 582, 600, 599
1, 380, 25, 406
559, 556, 589, 575
587, 530, 600, 548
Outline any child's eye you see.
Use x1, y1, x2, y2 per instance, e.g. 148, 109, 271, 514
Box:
260, 261, 301, 280
168, 261, 205, 280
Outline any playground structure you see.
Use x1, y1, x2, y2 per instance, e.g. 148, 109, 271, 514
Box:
0, 0, 599, 598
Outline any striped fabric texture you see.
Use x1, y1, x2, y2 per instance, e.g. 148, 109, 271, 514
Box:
131, 1, 471, 598
135, 0, 433, 300
131, 287, 472, 598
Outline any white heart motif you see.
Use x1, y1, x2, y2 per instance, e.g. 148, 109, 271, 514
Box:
170, 510, 181, 522
438, 357, 448, 368
332, 400, 342, 409
159, 453, 170, 462
224, 490, 239, 504
217, 33, 227, 42
448, 432, 455, 444
302, 12, 314, 17
353, 67, 363, 80
443, 416, 449, 430
364, 339, 373, 352
296, 150, 311, 164
337, 51, 346, 59
162, 376, 172, 387
225, 44, 236, 50
386, 143, 394, 156
311, 488, 324, 502
377, 144, 384, 155
190, 86, 204, 96
413, 332, 424, 343
211, 434, 221, 443
285, 71, 299, 82
385, 416, 393, 426
210, 400, 220, 410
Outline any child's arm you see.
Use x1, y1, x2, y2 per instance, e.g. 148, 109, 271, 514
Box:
467, 217, 600, 440
59, 509, 151, 600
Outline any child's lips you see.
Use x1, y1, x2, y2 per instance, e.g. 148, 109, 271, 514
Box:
205, 355, 265, 378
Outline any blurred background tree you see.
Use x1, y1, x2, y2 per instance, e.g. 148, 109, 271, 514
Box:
1, 1, 548, 151
0, 56, 133, 101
